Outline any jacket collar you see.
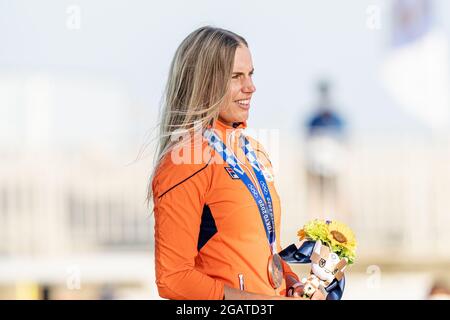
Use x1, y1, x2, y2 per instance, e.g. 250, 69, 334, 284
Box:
208, 118, 247, 146
213, 118, 247, 131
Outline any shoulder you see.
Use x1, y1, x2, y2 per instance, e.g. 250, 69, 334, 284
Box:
152, 141, 213, 200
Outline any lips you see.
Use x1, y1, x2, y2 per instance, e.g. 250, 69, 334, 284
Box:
235, 98, 251, 110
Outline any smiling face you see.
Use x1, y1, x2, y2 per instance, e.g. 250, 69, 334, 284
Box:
218, 45, 256, 126
311, 240, 342, 284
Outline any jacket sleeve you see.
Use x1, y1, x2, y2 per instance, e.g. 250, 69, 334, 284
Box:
277, 240, 299, 282
282, 259, 299, 282
152, 166, 225, 300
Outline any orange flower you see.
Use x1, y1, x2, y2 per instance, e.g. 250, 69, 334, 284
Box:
297, 228, 306, 240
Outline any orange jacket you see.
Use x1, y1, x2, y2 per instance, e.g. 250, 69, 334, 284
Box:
152, 119, 298, 300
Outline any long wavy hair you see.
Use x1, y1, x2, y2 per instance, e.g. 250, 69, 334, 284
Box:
147, 26, 248, 205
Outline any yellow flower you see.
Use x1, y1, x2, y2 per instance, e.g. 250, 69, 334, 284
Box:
297, 219, 357, 264
300, 219, 329, 243
327, 220, 357, 253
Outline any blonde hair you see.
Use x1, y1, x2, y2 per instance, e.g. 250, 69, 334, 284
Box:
147, 26, 248, 205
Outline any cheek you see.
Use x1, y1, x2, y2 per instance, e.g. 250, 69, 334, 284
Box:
229, 82, 241, 99
220, 83, 241, 114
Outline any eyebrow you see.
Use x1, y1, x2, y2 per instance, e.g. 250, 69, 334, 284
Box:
232, 68, 254, 75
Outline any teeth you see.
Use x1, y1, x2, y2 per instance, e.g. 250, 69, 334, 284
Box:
236, 99, 250, 105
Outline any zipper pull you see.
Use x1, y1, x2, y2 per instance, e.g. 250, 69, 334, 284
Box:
238, 273, 245, 291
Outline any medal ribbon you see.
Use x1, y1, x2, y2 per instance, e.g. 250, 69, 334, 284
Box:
204, 129, 276, 252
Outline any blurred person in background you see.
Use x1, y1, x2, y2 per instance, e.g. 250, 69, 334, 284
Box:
303, 80, 348, 221
149, 26, 324, 300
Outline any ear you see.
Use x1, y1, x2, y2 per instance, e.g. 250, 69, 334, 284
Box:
335, 258, 347, 271
313, 239, 322, 255
333, 258, 348, 281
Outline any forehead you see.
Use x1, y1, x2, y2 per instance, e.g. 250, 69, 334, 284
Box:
233, 46, 253, 71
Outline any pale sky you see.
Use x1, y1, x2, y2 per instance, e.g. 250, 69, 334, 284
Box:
1, 0, 450, 151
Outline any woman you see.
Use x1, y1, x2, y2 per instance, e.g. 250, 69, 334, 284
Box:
150, 26, 324, 300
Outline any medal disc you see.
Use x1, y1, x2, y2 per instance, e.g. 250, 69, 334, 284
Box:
267, 253, 284, 289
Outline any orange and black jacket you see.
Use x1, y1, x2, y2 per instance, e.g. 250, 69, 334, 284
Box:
152, 119, 298, 299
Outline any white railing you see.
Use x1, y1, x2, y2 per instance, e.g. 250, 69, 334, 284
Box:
1, 136, 449, 263
0, 151, 153, 256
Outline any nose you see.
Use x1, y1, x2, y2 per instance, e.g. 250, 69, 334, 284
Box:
242, 77, 256, 94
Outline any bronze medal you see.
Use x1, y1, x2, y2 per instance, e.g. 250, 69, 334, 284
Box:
267, 253, 284, 289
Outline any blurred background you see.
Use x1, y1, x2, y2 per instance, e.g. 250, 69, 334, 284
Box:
1, 0, 450, 299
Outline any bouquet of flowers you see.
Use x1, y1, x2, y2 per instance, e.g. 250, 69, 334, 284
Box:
280, 219, 357, 300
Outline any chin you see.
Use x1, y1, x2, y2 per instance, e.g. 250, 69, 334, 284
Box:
238, 110, 249, 122
220, 110, 249, 125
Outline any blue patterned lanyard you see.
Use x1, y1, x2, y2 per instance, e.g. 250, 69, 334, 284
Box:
204, 129, 276, 252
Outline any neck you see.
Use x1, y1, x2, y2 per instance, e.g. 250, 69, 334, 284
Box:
218, 117, 233, 127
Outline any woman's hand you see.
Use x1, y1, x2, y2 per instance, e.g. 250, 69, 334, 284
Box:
287, 281, 327, 300
224, 285, 288, 300
310, 290, 326, 300
223, 285, 323, 300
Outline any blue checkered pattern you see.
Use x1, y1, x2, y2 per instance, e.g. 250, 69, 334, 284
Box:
205, 130, 238, 167
204, 129, 264, 173
205, 129, 263, 170
240, 136, 261, 173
